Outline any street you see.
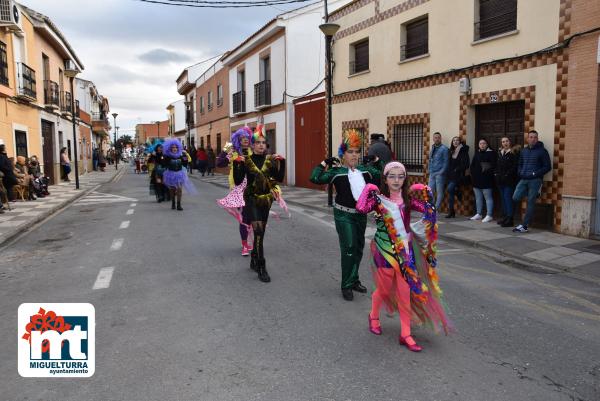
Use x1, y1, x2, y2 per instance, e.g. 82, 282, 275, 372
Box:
1, 169, 599, 401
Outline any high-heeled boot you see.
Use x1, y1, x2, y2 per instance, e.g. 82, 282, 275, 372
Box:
257, 258, 270, 283
250, 251, 259, 271
171, 198, 176, 210
177, 201, 183, 211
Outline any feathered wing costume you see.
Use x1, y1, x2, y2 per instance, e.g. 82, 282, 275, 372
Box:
162, 139, 197, 194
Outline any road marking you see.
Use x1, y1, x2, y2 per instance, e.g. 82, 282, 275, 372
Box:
110, 238, 124, 251
130, 203, 137, 207
92, 267, 115, 290
119, 221, 130, 229
126, 209, 135, 215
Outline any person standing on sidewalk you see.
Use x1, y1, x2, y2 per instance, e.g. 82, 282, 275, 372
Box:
310, 129, 381, 301
445, 136, 470, 218
495, 137, 519, 228
92, 147, 99, 171
60, 147, 71, 182
356, 162, 451, 351
470, 138, 497, 222
207, 145, 216, 176
0, 144, 17, 204
428, 132, 449, 211
512, 130, 551, 233
196, 147, 208, 176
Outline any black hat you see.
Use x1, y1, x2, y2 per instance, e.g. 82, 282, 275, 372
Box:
370, 133, 384, 140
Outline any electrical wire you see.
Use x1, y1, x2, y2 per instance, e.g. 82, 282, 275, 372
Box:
136, 0, 314, 8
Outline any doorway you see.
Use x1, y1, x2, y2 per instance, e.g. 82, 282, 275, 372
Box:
294, 96, 326, 190
41, 119, 55, 184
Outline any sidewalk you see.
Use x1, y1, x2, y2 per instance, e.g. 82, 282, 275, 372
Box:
195, 173, 600, 279
0, 166, 126, 248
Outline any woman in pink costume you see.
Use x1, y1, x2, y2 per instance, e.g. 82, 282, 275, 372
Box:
356, 161, 451, 352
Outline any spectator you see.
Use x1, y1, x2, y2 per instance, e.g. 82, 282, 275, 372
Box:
189, 144, 197, 174
470, 138, 497, 222
0, 144, 18, 204
14, 156, 36, 200
207, 146, 216, 176
512, 130, 551, 233
196, 147, 208, 176
495, 137, 519, 227
60, 147, 71, 182
98, 151, 107, 172
428, 132, 449, 210
92, 148, 99, 171
27, 156, 48, 198
445, 136, 470, 218
367, 133, 392, 165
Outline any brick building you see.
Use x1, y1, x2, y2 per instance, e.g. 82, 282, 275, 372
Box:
135, 121, 169, 144
329, 0, 600, 237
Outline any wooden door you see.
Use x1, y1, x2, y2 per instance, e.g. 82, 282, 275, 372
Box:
476, 100, 524, 150
41, 119, 55, 184
294, 97, 326, 190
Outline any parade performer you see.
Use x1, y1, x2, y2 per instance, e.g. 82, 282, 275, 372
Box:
148, 141, 167, 203
310, 129, 381, 301
356, 161, 451, 351
162, 139, 196, 210
233, 126, 286, 283
217, 127, 255, 256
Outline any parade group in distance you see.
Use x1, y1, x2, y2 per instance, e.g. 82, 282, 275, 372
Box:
140, 126, 451, 352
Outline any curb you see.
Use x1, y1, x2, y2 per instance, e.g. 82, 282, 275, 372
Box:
0, 167, 126, 249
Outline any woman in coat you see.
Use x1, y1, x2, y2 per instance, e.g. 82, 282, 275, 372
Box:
196, 147, 208, 176
470, 138, 497, 222
445, 136, 470, 218
495, 137, 519, 227
60, 147, 71, 182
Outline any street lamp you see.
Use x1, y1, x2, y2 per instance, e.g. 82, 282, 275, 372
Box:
319, 6, 340, 207
64, 61, 81, 189
155, 121, 161, 140
184, 100, 192, 149
112, 113, 118, 170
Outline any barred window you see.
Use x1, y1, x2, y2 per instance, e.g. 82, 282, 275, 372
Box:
476, 0, 517, 40
392, 123, 424, 173
0, 41, 8, 86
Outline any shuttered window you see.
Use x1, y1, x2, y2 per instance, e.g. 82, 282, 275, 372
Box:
476, 0, 517, 40
403, 17, 428, 60
350, 39, 369, 75
0, 41, 8, 86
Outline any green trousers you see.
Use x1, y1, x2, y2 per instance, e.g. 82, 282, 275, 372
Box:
334, 208, 367, 289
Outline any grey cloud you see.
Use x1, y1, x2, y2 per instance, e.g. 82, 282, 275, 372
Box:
138, 49, 192, 65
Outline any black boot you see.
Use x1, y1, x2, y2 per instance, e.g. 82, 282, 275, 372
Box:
257, 258, 270, 283
341, 288, 353, 301
171, 198, 176, 210
250, 252, 259, 271
501, 217, 514, 227
177, 201, 183, 211
497, 216, 506, 225
445, 210, 455, 218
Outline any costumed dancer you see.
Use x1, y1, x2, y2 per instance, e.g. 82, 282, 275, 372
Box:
217, 127, 255, 256
310, 129, 381, 301
356, 162, 451, 352
148, 141, 167, 203
162, 139, 196, 210
232, 126, 286, 283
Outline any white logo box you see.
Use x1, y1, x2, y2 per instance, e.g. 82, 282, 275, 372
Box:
18, 303, 95, 378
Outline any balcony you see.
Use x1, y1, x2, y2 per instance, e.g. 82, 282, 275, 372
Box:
16, 62, 36, 101
401, 41, 428, 61
254, 80, 271, 109
232, 90, 246, 114
92, 111, 110, 135
44, 80, 59, 108
349, 60, 369, 75
61, 91, 72, 115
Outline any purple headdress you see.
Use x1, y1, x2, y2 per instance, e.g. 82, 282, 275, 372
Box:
231, 127, 253, 153
163, 138, 183, 158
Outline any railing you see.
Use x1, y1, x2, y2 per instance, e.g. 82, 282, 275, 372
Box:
401, 41, 428, 61
474, 10, 517, 41
208, 103, 213, 111
349, 60, 369, 75
217, 96, 223, 107
92, 111, 107, 121
44, 80, 59, 107
254, 80, 271, 108
232, 90, 246, 114
16, 62, 36, 99
61, 91, 72, 114
392, 123, 424, 173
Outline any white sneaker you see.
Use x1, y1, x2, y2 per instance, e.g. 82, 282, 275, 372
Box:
470, 214, 482, 220
482, 215, 493, 223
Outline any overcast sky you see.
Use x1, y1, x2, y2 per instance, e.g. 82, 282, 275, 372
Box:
19, 0, 301, 136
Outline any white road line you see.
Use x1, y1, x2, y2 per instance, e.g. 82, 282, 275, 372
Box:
119, 221, 130, 229
110, 238, 124, 251
126, 209, 135, 215
92, 267, 115, 290
130, 203, 137, 207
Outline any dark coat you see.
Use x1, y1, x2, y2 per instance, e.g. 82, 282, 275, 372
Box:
0, 153, 17, 188
470, 148, 497, 189
448, 145, 470, 184
518, 141, 551, 179
367, 140, 392, 165
495, 149, 519, 187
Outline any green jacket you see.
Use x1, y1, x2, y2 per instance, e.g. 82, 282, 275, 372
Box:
310, 164, 381, 208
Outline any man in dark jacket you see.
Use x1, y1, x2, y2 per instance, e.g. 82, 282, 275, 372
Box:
0, 144, 18, 206
512, 130, 551, 233
367, 133, 392, 166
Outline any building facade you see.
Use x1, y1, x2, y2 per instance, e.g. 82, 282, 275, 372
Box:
329, 0, 600, 237
135, 121, 169, 145
167, 99, 186, 143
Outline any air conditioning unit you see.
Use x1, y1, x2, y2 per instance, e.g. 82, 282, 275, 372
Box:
0, 0, 20, 32
458, 77, 471, 94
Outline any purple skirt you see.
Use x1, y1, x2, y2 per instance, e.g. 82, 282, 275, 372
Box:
163, 170, 197, 194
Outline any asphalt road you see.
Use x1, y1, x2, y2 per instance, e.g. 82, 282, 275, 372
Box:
1, 169, 599, 401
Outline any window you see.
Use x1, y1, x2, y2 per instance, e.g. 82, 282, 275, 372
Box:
216, 133, 222, 152
42, 54, 50, 81
475, 0, 517, 41
0, 41, 8, 86
266, 129, 276, 154
15, 131, 28, 158
200, 96, 205, 114
392, 123, 424, 173
206, 134, 211, 149
217, 84, 223, 106
200, 136, 204, 149
350, 39, 369, 75
260, 56, 270, 81
208, 91, 213, 111
237, 70, 245, 92
402, 17, 428, 60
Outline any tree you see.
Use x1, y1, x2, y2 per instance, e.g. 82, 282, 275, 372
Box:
120, 135, 133, 146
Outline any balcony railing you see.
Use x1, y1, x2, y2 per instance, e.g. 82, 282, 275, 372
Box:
232, 90, 246, 114
44, 80, 59, 107
254, 80, 271, 108
92, 111, 107, 121
208, 103, 213, 112
474, 10, 517, 41
349, 60, 369, 75
61, 91, 72, 114
401, 41, 428, 61
16, 62, 36, 100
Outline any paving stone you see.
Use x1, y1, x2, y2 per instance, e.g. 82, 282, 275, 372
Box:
445, 229, 512, 242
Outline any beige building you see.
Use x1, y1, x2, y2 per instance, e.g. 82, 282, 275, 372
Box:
330, 0, 600, 237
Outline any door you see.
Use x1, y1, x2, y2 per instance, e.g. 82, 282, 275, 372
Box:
476, 100, 524, 150
41, 119, 55, 184
294, 97, 326, 190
